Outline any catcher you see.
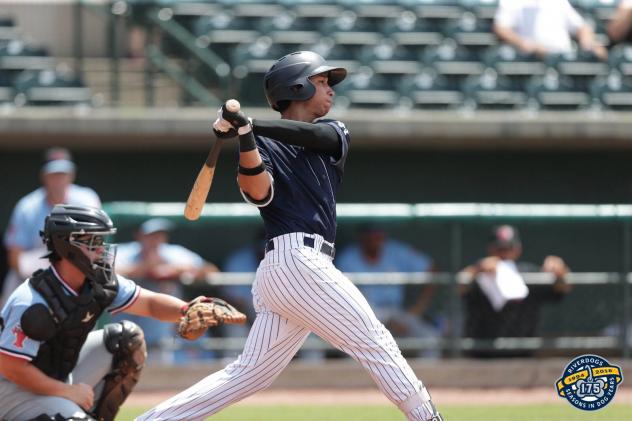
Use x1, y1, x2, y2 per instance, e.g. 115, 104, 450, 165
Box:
0, 204, 245, 421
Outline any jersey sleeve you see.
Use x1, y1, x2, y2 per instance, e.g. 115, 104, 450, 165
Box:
107, 274, 141, 314
0, 302, 41, 361
318, 120, 351, 170
3, 200, 31, 249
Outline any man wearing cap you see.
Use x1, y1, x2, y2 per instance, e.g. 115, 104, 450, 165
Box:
2, 147, 100, 308
111, 218, 219, 359
460, 224, 571, 358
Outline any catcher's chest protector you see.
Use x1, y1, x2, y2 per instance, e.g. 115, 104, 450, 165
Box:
28, 268, 118, 380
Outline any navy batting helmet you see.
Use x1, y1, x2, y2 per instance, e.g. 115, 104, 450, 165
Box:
264, 51, 347, 111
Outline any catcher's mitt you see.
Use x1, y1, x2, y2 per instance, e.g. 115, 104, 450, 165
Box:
178, 296, 247, 340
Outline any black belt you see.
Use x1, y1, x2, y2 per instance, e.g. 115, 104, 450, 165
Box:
265, 236, 335, 258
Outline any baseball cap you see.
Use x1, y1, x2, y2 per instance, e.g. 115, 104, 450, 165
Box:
138, 218, 174, 235
489, 224, 521, 249
41, 147, 76, 175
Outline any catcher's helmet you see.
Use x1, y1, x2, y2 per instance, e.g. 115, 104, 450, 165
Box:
264, 51, 347, 111
42, 204, 117, 284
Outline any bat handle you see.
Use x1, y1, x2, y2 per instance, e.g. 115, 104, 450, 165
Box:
222, 99, 248, 127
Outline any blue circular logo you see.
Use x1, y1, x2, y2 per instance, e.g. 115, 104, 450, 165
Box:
556, 354, 623, 411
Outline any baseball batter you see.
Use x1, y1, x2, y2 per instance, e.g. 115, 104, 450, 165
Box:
138, 51, 443, 421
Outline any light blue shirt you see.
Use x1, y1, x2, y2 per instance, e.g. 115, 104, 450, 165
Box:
222, 245, 261, 301
0, 268, 139, 362
335, 239, 433, 308
3, 185, 101, 251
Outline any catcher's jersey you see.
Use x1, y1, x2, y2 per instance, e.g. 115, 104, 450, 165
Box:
0, 266, 139, 364
254, 119, 350, 243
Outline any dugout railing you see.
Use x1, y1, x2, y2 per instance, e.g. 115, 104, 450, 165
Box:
103, 202, 632, 359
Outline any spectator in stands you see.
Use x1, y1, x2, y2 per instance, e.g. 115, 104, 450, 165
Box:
494, 0, 608, 60
607, 0, 632, 45
336, 224, 441, 358
1, 147, 100, 308
111, 218, 219, 356
460, 224, 571, 358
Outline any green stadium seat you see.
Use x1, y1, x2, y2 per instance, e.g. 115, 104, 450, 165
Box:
318, 10, 383, 49
381, 10, 443, 50
459, 0, 498, 22
358, 40, 421, 78
192, 12, 260, 62
335, 66, 401, 109
575, 0, 617, 24
462, 68, 528, 110
482, 44, 547, 84
590, 71, 632, 111
422, 38, 485, 83
0, 40, 53, 72
0, 69, 14, 104
399, 0, 464, 24
13, 68, 92, 107
441, 12, 497, 53
608, 44, 632, 77
546, 49, 609, 90
398, 68, 464, 110
257, 13, 321, 48
0, 16, 19, 43
526, 69, 592, 111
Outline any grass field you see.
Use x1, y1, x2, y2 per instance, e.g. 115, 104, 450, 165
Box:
119, 403, 632, 420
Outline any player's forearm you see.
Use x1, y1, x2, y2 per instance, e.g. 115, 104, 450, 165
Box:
7, 247, 22, 270
0, 357, 71, 397
128, 289, 186, 322
252, 119, 340, 155
493, 25, 531, 52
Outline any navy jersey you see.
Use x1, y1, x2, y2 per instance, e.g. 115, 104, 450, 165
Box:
250, 119, 350, 243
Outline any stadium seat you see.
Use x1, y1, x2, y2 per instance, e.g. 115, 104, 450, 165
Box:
257, 12, 321, 48
192, 12, 260, 62
441, 12, 497, 54
462, 68, 528, 110
13, 67, 92, 107
399, 0, 464, 24
230, 37, 286, 106
482, 44, 547, 85
398, 68, 464, 110
0, 16, 19, 43
546, 49, 609, 90
525, 68, 592, 111
608, 44, 632, 77
318, 10, 382, 51
422, 38, 485, 84
335, 65, 401, 109
590, 71, 632, 111
358, 39, 421, 81
574, 0, 617, 25
460, 0, 499, 23
380, 10, 443, 50
0, 40, 54, 78
0, 69, 14, 104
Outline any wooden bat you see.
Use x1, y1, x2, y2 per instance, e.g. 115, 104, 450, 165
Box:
184, 99, 241, 221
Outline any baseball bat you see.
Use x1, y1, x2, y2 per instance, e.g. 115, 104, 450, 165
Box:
184, 99, 241, 221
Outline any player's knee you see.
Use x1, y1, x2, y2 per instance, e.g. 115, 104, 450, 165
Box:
103, 320, 147, 372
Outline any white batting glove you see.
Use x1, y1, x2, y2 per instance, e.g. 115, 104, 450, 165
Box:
213, 107, 234, 133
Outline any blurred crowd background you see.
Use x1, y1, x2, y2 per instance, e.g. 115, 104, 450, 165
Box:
1, 0, 632, 364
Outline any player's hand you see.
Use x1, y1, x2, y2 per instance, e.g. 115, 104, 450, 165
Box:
221, 104, 250, 129
479, 256, 500, 273
213, 107, 238, 139
542, 255, 568, 278
66, 382, 94, 410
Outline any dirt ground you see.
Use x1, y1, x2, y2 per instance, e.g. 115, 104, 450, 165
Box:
126, 387, 632, 407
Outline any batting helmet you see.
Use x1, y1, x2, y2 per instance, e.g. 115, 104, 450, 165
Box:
264, 51, 347, 111
42, 204, 117, 284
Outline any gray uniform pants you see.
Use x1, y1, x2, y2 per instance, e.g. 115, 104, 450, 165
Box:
0, 329, 112, 420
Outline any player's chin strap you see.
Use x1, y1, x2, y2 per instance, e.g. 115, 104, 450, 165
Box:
398, 386, 444, 421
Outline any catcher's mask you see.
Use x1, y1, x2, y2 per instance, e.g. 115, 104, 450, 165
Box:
42, 204, 117, 284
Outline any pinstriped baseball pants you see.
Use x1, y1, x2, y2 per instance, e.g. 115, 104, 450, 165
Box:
137, 233, 435, 421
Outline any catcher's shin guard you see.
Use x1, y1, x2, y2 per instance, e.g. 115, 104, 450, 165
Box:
93, 321, 147, 421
